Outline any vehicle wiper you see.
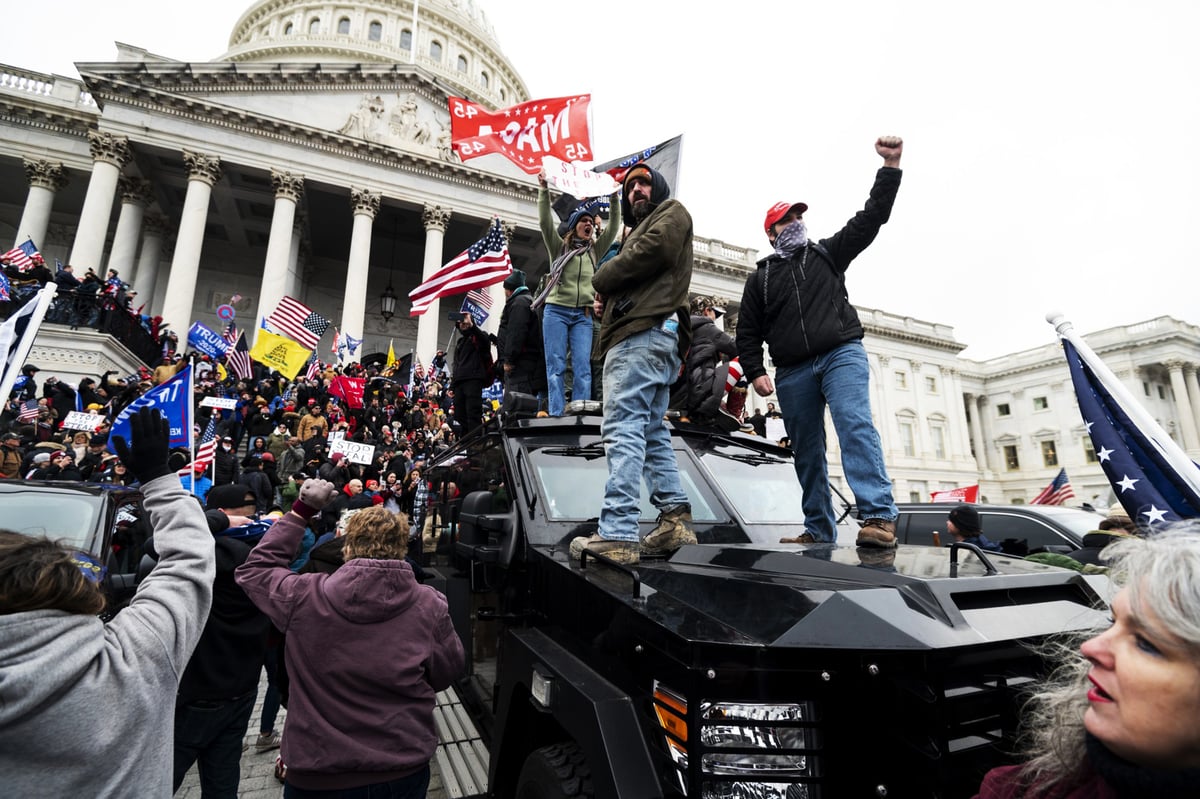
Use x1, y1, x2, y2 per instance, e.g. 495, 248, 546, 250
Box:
710, 451, 787, 466
538, 443, 607, 460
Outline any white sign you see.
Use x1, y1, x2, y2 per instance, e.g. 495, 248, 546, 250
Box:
329, 437, 375, 465
542, 155, 620, 199
328, 430, 346, 443
200, 396, 239, 410
765, 417, 788, 444
62, 411, 103, 431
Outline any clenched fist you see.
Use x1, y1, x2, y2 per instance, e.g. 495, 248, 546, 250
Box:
876, 136, 903, 167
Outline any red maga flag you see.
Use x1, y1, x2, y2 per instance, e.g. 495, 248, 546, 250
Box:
449, 94, 592, 174
329, 375, 365, 409
930, 485, 980, 504
409, 219, 512, 316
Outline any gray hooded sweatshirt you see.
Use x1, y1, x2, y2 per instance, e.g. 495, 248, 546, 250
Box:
0, 476, 214, 798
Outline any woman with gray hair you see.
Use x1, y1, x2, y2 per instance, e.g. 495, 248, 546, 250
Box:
974, 525, 1200, 798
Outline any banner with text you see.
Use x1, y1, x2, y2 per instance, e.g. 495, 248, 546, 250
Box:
187, 322, 230, 359
450, 94, 592, 174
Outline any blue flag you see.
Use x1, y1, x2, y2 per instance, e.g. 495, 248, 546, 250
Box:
1063, 337, 1200, 526
108, 365, 193, 452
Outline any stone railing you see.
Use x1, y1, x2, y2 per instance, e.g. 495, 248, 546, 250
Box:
692, 236, 759, 268
0, 65, 96, 109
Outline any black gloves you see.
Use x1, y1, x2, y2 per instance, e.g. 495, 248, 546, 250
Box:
112, 407, 172, 484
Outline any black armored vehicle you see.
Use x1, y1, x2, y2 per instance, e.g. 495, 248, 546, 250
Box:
422, 404, 1110, 799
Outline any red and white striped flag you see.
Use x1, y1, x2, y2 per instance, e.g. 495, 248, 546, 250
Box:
1031, 468, 1076, 506
226, 331, 252, 380
466, 288, 493, 310
17, 398, 39, 422
266, 296, 330, 350
179, 416, 219, 476
409, 219, 511, 316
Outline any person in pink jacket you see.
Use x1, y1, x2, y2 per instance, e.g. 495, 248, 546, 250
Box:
236, 479, 464, 798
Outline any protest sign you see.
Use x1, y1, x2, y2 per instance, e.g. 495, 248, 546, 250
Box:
329, 437, 374, 465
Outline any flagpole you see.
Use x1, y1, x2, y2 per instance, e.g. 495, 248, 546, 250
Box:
1049, 312, 1200, 499
0, 283, 57, 403
189, 361, 196, 485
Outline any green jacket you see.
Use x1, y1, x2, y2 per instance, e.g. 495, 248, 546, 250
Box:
537, 189, 622, 309
591, 199, 693, 361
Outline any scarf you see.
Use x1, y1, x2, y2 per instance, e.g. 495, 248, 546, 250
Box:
773, 219, 808, 259
531, 241, 591, 311
1085, 733, 1200, 798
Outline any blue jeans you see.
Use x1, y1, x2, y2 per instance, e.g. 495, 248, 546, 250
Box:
775, 340, 897, 542
599, 324, 690, 542
543, 304, 593, 415
284, 765, 430, 798
173, 691, 257, 797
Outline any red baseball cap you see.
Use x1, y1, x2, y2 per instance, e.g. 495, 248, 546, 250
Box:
763, 201, 808, 234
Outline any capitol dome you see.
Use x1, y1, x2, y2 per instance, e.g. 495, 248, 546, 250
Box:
221, 0, 528, 109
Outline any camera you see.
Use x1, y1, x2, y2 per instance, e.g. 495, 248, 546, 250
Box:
447, 311, 468, 322
612, 296, 634, 319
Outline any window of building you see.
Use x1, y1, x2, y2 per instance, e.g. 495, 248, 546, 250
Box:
284, 22, 293, 35
1004, 445, 1020, 470
1084, 438, 1097, 463
899, 421, 915, 457
1143, 381, 1150, 397
368, 20, 382, 41
1158, 385, 1166, 400
996, 403, 1011, 417
500, 88, 507, 102
337, 17, 350, 34
430, 40, 443, 61
309, 18, 320, 34
930, 425, 946, 459
400, 28, 412, 49
925, 376, 937, 393
457, 55, 468, 73
1041, 440, 1058, 467
909, 481, 927, 503
895, 371, 908, 389
1033, 396, 1049, 411
480, 71, 489, 88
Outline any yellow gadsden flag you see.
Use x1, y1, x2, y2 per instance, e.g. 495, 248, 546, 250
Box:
249, 329, 313, 379
386, 339, 396, 369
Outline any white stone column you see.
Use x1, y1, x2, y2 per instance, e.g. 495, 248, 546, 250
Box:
342, 187, 380, 364
15, 159, 68, 251
1187, 365, 1200, 445
69, 131, 132, 271
977, 396, 999, 474
161, 150, 222, 333
107, 176, 152, 283
415, 203, 451, 363
286, 212, 306, 299
966, 393, 988, 473
1166, 359, 1200, 451
258, 169, 304, 321
136, 214, 168, 312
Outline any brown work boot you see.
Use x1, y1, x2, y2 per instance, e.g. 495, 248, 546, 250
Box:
780, 532, 817, 544
569, 533, 640, 564
642, 507, 697, 557
856, 519, 897, 549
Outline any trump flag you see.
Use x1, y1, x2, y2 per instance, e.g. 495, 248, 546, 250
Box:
449, 94, 592, 174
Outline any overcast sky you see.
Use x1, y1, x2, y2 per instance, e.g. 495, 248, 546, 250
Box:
6, 0, 1197, 359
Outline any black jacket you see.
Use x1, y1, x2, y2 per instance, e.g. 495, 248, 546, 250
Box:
452, 325, 494, 385
736, 167, 901, 379
498, 288, 545, 385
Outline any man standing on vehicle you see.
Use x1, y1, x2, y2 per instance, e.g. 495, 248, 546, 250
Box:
736, 137, 904, 548
570, 163, 696, 565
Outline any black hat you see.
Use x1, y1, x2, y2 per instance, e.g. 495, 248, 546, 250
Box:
565, 205, 595, 233
3, 430, 20, 441
89, 434, 108, 447
503, 269, 526, 291
206, 484, 256, 511
22, 364, 40, 374
948, 504, 982, 534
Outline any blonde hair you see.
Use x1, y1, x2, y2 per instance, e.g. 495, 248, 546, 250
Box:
341, 506, 410, 561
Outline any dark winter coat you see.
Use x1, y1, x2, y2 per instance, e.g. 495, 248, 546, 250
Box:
736, 167, 901, 380
498, 288, 546, 390
683, 313, 736, 413
451, 326, 494, 385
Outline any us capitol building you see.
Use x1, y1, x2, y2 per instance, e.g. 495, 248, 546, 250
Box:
2, 0, 1198, 505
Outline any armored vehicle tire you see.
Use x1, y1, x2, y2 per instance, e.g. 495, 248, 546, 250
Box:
514, 742, 595, 798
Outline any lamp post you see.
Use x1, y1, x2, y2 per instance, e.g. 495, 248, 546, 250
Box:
380, 217, 399, 321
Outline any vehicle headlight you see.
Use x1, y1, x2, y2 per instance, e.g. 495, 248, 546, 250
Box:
654, 684, 821, 798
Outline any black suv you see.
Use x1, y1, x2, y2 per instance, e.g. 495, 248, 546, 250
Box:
875, 502, 1103, 555
0, 480, 148, 615
422, 411, 1111, 798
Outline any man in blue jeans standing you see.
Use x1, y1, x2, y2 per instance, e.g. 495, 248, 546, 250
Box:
570, 164, 696, 565
736, 136, 904, 548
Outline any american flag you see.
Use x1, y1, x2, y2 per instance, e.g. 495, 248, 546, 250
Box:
467, 288, 493, 310
226, 331, 253, 380
222, 321, 239, 345
266, 297, 329, 351
1, 240, 39, 272
305, 354, 321, 381
1030, 468, 1076, 506
17, 398, 39, 422
0, 271, 10, 303
180, 415, 219, 475
331, 328, 340, 356
1062, 335, 1200, 525
409, 219, 512, 316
